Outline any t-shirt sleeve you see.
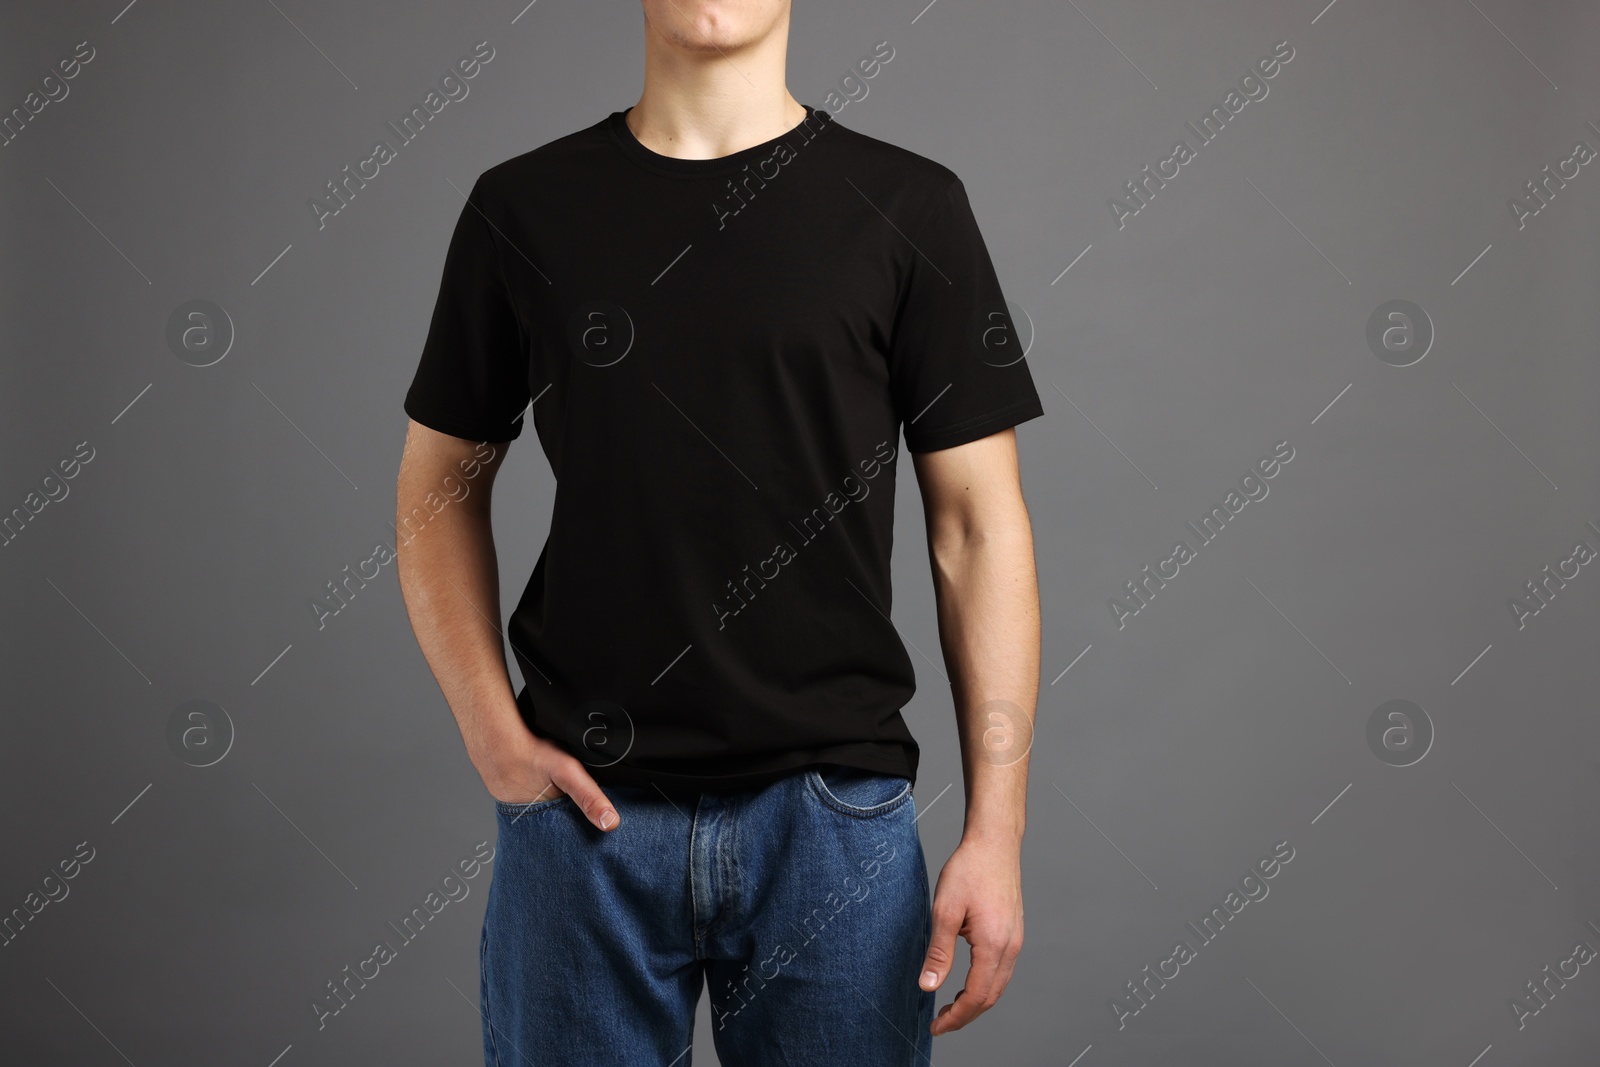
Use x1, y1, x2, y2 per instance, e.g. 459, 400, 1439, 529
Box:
403, 177, 530, 443
887, 177, 1045, 453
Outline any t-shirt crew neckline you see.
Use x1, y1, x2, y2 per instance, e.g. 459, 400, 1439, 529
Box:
607, 104, 827, 178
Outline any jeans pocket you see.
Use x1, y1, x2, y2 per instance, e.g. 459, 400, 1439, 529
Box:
493, 795, 569, 819
807, 766, 913, 818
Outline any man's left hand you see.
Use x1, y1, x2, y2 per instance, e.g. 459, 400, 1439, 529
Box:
919, 837, 1025, 1035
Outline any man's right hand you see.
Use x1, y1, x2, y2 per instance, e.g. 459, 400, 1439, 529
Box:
396, 423, 621, 833
478, 730, 621, 831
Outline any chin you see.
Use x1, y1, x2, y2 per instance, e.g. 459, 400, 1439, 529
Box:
645, 0, 786, 51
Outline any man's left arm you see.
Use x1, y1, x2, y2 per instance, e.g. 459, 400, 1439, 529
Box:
910, 425, 1040, 1036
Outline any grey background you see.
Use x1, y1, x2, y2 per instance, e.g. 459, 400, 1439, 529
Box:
2, 0, 1597, 1064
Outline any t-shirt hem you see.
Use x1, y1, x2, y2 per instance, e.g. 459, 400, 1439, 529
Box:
403, 398, 522, 444
560, 742, 918, 792
904, 394, 1045, 453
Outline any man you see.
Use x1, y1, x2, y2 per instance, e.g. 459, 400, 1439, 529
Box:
396, 2, 1042, 1063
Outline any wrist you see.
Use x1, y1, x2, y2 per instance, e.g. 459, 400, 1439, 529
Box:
959, 813, 1025, 853
472, 720, 538, 783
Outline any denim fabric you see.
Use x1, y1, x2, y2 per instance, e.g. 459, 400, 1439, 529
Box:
480, 766, 934, 1065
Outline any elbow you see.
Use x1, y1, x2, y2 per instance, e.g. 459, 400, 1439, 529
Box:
926, 501, 1034, 564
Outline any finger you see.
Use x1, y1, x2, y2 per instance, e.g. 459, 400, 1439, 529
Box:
920, 897, 964, 992
989, 942, 1022, 1005
550, 759, 620, 831
930, 939, 1005, 1035
987, 918, 1024, 1005
531, 779, 568, 802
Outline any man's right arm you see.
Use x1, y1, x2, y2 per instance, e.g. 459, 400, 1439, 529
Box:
395, 419, 620, 830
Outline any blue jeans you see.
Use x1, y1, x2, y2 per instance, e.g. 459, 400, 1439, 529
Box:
480, 766, 935, 1065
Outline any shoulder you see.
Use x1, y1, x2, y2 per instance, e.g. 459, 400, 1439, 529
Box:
824, 115, 960, 183
816, 113, 965, 214
471, 114, 614, 204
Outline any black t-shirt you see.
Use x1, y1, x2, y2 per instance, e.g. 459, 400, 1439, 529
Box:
404, 104, 1044, 789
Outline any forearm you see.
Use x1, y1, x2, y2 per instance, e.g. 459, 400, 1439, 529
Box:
396, 489, 531, 779
928, 513, 1040, 849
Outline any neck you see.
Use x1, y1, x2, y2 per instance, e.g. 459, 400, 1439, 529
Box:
629, 8, 805, 161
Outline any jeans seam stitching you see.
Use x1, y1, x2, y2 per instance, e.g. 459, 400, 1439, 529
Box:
689, 796, 706, 956
480, 925, 504, 1067
807, 770, 914, 818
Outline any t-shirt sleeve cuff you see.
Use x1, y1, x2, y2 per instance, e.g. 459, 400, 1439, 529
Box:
403, 397, 523, 443
902, 395, 1045, 453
